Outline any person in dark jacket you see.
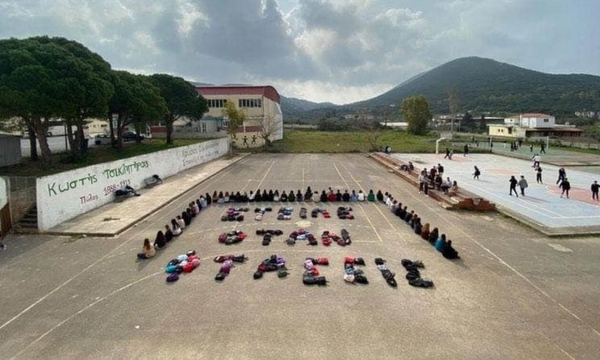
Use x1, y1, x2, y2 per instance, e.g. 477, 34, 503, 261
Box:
164, 225, 174, 243
182, 211, 191, 226
335, 190, 342, 202
205, 193, 212, 205
560, 178, 571, 198
509, 176, 519, 197
280, 191, 288, 202
288, 190, 295, 202
320, 190, 328, 202
296, 190, 303, 202
262, 189, 269, 201
442, 240, 460, 259
255, 189, 263, 202
154, 231, 166, 249
428, 227, 439, 245
376, 190, 384, 202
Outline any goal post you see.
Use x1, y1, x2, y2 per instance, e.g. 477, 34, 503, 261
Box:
436, 132, 453, 154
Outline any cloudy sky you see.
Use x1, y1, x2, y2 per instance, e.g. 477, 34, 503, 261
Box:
1, 0, 598, 104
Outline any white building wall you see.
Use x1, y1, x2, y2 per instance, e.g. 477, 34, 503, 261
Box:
36, 138, 229, 231
0, 177, 7, 208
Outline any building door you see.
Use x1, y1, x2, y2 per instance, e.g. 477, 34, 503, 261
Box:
0, 203, 10, 238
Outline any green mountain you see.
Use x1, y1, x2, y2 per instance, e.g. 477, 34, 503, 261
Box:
353, 57, 600, 116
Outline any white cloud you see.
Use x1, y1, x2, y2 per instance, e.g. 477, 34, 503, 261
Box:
0, 0, 598, 104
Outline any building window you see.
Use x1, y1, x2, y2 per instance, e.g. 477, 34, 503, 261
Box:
543, 118, 549, 122
208, 99, 226, 108
238, 98, 262, 108
200, 122, 207, 133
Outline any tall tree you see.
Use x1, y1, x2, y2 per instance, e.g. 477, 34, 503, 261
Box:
0, 36, 114, 162
401, 95, 432, 135
149, 74, 207, 144
109, 71, 167, 147
222, 100, 245, 155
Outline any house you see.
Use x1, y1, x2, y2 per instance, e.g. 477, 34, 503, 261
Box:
488, 113, 581, 138
83, 118, 109, 135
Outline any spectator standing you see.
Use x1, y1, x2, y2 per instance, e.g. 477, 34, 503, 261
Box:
536, 167, 543, 184
591, 180, 599, 201
463, 143, 469, 156
518, 175, 528, 196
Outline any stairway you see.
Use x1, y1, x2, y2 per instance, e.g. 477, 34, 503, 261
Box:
13, 205, 39, 234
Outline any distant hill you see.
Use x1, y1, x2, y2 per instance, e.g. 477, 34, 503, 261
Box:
352, 57, 600, 116
280, 96, 336, 120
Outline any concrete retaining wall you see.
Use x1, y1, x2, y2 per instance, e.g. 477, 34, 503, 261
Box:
36, 138, 229, 231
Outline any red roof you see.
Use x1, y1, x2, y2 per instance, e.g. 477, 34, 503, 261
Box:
196, 85, 280, 104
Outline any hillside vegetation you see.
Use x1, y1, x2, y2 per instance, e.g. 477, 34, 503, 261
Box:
282, 57, 600, 118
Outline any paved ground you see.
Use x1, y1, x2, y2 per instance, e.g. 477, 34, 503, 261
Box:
1, 153, 600, 359
391, 153, 600, 235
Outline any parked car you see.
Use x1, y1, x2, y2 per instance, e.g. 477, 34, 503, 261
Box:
94, 134, 112, 145
122, 131, 145, 142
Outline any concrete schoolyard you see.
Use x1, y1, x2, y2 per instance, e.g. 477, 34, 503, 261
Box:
1, 153, 600, 359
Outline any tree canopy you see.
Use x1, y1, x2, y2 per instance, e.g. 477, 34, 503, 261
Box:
149, 74, 208, 144
401, 95, 431, 135
0, 36, 206, 165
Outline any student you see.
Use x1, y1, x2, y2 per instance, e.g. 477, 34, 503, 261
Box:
342, 190, 350, 202
154, 231, 166, 249
273, 190, 280, 202
212, 191, 219, 203
199, 196, 207, 209
560, 178, 571, 198
296, 190, 303, 202
398, 206, 407, 220
405, 210, 414, 224
304, 188, 312, 201
557, 168, 566, 185
434, 174, 443, 190
413, 218, 422, 235
262, 189, 269, 201
248, 190, 256, 202
420, 223, 430, 241
367, 190, 375, 202
176, 215, 186, 230
435, 234, 447, 252
206, 193, 212, 206
518, 175, 528, 196
334, 190, 342, 202
268, 190, 275, 202
592, 180, 599, 201
376, 190, 384, 202
509, 176, 519, 197
536, 167, 543, 184
288, 190, 295, 202
280, 191, 288, 202
255, 189, 263, 202
357, 190, 366, 202
320, 190, 328, 202
325, 189, 334, 202
350, 190, 358, 202
223, 191, 230, 203
312, 191, 320, 202
442, 240, 460, 260
171, 220, 182, 236
164, 225, 174, 243
473, 166, 481, 180
191, 202, 199, 216
217, 191, 225, 204
441, 177, 452, 193
138, 238, 156, 259
182, 211, 191, 226
428, 227, 439, 245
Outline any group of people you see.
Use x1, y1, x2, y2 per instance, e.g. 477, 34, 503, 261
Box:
137, 199, 205, 259
382, 192, 460, 260
418, 164, 458, 195
208, 187, 381, 204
